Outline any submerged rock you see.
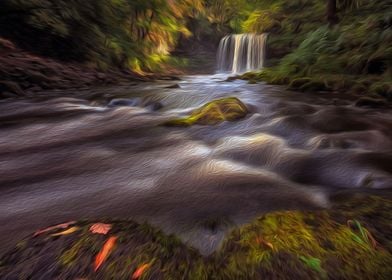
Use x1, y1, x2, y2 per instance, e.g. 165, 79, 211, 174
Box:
108, 98, 140, 107
144, 101, 163, 111
354, 97, 388, 108
164, 97, 248, 126
165, 84, 181, 89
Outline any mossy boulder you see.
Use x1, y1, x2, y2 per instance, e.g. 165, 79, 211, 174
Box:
240, 72, 260, 80
164, 97, 248, 126
0, 195, 391, 279
216, 194, 392, 279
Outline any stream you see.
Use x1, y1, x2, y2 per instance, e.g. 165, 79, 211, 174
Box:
1, 74, 391, 255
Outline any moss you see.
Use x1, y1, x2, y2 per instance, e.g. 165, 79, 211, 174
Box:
1, 195, 391, 279
216, 195, 392, 279
164, 97, 248, 127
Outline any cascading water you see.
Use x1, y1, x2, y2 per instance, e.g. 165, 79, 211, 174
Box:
217, 33, 268, 74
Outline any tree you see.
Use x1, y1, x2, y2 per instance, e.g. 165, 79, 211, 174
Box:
327, 0, 338, 25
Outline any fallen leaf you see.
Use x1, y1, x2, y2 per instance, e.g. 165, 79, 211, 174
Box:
34, 221, 76, 237
89, 223, 112, 235
255, 236, 274, 250
132, 263, 151, 279
94, 236, 117, 271
51, 226, 80, 236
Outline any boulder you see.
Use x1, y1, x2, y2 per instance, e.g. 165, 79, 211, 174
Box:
164, 97, 248, 126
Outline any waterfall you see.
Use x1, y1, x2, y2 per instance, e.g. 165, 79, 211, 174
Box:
217, 33, 268, 74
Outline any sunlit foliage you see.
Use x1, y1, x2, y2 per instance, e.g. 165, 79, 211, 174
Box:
0, 0, 204, 71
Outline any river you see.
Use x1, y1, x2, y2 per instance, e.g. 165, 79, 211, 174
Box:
0, 74, 391, 255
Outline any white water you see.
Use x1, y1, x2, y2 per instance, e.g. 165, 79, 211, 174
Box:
217, 33, 268, 74
0, 75, 391, 256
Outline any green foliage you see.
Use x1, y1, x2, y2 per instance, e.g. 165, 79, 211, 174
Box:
238, 0, 391, 97
242, 7, 282, 33
0, 0, 203, 71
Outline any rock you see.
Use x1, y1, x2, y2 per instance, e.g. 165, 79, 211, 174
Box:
0, 91, 18, 99
354, 97, 388, 108
370, 83, 392, 101
225, 76, 238, 82
96, 73, 106, 80
164, 97, 248, 126
165, 84, 180, 89
145, 101, 163, 111
288, 78, 312, 90
331, 98, 350, 106
0, 80, 24, 95
108, 98, 140, 107
0, 38, 15, 50
299, 80, 327, 92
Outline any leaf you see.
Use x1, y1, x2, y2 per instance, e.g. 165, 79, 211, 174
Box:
51, 226, 80, 237
34, 221, 76, 237
132, 263, 151, 279
89, 223, 112, 235
255, 236, 274, 250
94, 236, 117, 272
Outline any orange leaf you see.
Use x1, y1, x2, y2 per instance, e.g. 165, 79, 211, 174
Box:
89, 223, 112, 235
94, 236, 117, 272
34, 221, 76, 237
256, 236, 274, 250
51, 226, 79, 236
132, 263, 151, 279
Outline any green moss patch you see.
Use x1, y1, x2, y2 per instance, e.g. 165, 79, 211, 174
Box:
164, 97, 249, 127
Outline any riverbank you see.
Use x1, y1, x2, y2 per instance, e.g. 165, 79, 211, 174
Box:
0, 38, 184, 100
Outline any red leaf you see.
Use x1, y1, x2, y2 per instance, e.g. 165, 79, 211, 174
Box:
132, 263, 151, 279
94, 236, 117, 271
89, 223, 112, 235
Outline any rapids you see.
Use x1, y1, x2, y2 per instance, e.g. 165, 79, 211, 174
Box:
0, 75, 391, 255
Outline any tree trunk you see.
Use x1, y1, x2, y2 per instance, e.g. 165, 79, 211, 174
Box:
327, 0, 338, 25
